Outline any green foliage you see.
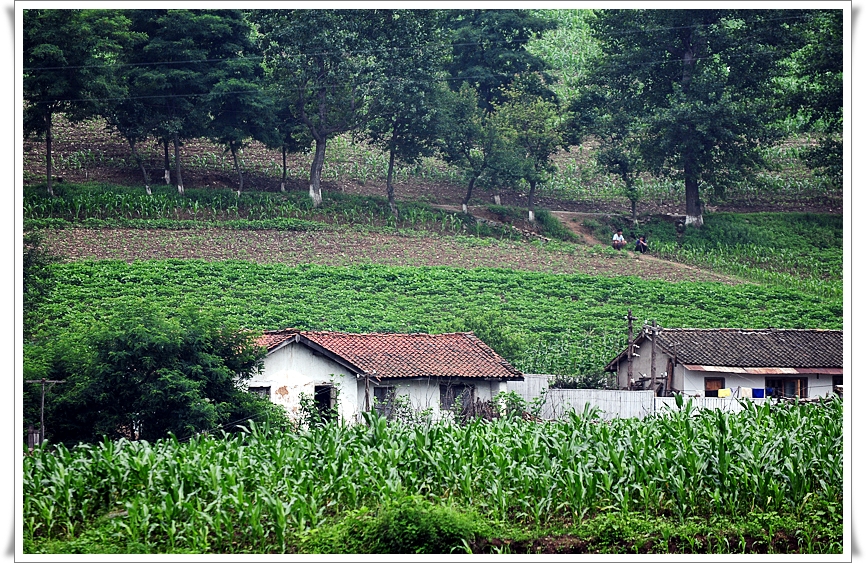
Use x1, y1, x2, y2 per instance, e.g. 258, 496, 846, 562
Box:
31, 260, 841, 382
24, 399, 841, 554
23, 231, 61, 338
29, 300, 273, 444
533, 209, 577, 241
303, 495, 482, 554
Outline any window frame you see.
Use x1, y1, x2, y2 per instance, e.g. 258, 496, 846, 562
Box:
373, 386, 397, 419
765, 377, 808, 399
439, 383, 472, 412
704, 377, 725, 398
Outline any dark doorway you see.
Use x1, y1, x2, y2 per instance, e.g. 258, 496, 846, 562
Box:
314, 385, 338, 421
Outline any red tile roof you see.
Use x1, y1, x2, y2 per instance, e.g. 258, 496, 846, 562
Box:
256, 329, 523, 380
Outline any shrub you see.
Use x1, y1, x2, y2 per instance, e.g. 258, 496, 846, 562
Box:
303, 495, 482, 554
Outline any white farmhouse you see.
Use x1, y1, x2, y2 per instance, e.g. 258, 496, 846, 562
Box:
248, 329, 524, 422
604, 327, 842, 399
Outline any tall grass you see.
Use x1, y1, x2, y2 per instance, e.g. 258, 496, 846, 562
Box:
24, 398, 842, 554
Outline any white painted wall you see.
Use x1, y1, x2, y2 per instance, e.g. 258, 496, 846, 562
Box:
681, 369, 835, 399
248, 342, 359, 422
611, 340, 838, 399
250, 342, 511, 423
363, 377, 505, 420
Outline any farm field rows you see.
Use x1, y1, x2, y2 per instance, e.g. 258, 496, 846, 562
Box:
34, 259, 841, 378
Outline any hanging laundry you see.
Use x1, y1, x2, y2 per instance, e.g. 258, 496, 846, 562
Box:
717, 388, 732, 398
740, 387, 753, 398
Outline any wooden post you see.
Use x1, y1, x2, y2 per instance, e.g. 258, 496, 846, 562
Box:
650, 320, 658, 396
626, 310, 636, 390
364, 374, 370, 412
26, 378, 66, 445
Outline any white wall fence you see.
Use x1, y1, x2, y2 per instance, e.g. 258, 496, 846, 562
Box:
509, 375, 772, 420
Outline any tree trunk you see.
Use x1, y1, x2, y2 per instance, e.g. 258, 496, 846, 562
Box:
45, 112, 54, 196
162, 138, 171, 185
230, 141, 243, 195
527, 180, 537, 222
281, 146, 287, 192
386, 148, 398, 219
684, 157, 702, 227
309, 137, 325, 207
173, 133, 184, 195
462, 176, 476, 214
128, 138, 151, 195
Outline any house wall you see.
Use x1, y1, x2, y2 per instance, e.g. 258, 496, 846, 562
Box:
614, 340, 677, 391
249, 342, 360, 422
363, 377, 507, 420
251, 343, 512, 423
613, 341, 837, 399
681, 369, 835, 399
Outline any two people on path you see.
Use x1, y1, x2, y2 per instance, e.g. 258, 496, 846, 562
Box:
612, 229, 649, 253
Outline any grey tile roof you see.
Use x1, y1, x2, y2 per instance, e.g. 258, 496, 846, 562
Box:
654, 328, 842, 368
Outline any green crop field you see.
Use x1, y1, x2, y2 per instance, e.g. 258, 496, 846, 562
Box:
24, 398, 842, 554
31, 260, 841, 379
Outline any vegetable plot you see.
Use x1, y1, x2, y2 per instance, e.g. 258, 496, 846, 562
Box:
35, 261, 841, 377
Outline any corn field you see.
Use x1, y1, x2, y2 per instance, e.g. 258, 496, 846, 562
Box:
23, 397, 842, 553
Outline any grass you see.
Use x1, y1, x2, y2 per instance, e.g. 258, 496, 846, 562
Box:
583, 211, 843, 300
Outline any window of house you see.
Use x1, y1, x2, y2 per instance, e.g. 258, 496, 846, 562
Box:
440, 383, 472, 412
373, 386, 397, 419
249, 386, 270, 398
765, 377, 808, 399
704, 377, 724, 398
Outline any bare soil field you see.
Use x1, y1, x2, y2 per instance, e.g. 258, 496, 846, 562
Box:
43, 227, 746, 285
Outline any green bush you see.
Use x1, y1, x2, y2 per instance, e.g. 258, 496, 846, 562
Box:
303, 495, 482, 554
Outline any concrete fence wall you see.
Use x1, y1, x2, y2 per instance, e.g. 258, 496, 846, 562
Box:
509, 377, 773, 420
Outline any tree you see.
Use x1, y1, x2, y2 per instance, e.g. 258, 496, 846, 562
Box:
777, 10, 843, 186
255, 10, 380, 207
444, 10, 558, 111
256, 85, 312, 193
491, 75, 566, 222
34, 302, 281, 444
22, 231, 60, 340
23, 9, 134, 196
568, 87, 645, 224
435, 84, 503, 214
205, 22, 268, 196
583, 9, 802, 227
361, 10, 449, 218
119, 9, 254, 195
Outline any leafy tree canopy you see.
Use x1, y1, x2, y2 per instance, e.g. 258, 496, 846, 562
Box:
574, 9, 811, 227
27, 301, 280, 444
444, 9, 558, 112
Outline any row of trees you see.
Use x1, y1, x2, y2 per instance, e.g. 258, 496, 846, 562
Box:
24, 8, 842, 226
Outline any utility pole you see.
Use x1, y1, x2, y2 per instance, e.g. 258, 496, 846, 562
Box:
26, 378, 65, 445
626, 310, 636, 390
649, 320, 658, 396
